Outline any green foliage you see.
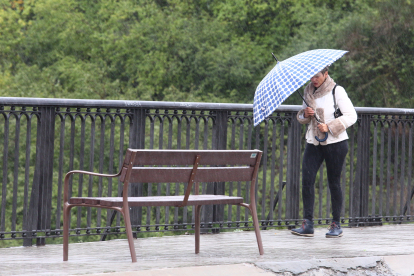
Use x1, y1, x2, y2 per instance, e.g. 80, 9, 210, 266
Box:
334, 0, 414, 108
0, 0, 270, 103
2, 0, 413, 108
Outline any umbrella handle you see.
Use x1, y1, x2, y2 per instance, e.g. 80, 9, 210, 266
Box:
315, 132, 328, 142
313, 111, 328, 142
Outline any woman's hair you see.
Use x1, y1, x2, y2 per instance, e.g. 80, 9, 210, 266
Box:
320, 66, 329, 74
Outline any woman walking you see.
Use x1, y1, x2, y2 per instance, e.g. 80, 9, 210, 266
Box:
291, 66, 357, 238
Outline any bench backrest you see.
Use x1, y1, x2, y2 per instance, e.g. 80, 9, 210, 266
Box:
120, 149, 262, 184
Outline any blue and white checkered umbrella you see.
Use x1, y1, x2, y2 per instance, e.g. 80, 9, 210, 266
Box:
253, 49, 348, 126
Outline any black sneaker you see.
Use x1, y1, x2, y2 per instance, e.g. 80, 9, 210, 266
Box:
326, 221, 343, 238
291, 219, 314, 237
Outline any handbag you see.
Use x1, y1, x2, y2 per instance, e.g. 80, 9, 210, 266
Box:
332, 84, 343, 118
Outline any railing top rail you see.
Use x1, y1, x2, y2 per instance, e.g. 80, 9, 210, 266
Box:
1, 97, 414, 115
0, 97, 252, 111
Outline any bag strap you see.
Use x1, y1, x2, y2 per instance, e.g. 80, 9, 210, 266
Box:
332, 84, 338, 111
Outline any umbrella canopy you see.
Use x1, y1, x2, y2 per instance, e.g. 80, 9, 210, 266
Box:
253, 49, 348, 127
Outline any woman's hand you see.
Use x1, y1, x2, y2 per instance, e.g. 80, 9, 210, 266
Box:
304, 107, 328, 132
304, 107, 314, 118
317, 123, 329, 133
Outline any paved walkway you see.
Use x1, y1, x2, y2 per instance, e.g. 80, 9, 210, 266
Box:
1, 224, 414, 275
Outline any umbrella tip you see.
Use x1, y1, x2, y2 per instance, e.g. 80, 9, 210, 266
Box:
271, 53, 279, 62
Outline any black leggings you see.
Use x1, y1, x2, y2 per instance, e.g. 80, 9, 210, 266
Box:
302, 140, 348, 222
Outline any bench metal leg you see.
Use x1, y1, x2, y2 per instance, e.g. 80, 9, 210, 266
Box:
63, 204, 73, 261
122, 207, 137, 262
240, 203, 264, 255
195, 205, 202, 254
251, 204, 264, 255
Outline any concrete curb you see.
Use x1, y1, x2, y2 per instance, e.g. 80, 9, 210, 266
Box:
257, 256, 393, 275
81, 255, 414, 276
73, 264, 276, 276
383, 255, 414, 276
255, 255, 414, 275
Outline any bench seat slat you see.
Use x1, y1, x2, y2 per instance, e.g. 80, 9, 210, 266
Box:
70, 195, 244, 207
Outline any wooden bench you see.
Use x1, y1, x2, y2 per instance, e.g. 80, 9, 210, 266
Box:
63, 149, 264, 262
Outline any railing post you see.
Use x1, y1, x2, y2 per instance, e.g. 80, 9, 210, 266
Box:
351, 114, 371, 225
128, 108, 146, 234
24, 107, 55, 246
204, 110, 227, 233
285, 114, 302, 227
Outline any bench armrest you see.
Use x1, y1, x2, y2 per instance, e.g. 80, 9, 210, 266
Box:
63, 170, 122, 203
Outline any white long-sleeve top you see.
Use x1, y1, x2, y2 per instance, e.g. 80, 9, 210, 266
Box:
297, 85, 357, 145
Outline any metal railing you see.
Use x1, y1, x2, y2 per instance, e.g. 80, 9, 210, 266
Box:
0, 97, 413, 246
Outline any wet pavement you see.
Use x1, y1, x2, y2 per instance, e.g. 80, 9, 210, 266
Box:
1, 224, 414, 275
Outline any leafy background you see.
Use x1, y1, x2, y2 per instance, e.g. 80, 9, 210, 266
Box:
1, 0, 414, 108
